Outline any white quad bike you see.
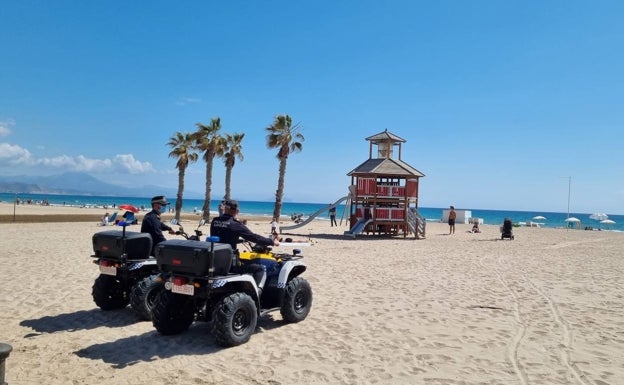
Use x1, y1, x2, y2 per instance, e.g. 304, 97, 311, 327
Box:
151, 236, 313, 347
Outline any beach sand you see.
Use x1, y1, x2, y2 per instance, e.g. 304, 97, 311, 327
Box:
1, 202, 623, 384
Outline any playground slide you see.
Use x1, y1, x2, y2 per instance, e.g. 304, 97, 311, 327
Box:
280, 196, 348, 232
343, 218, 373, 238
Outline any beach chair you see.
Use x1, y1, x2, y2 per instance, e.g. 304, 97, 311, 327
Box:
122, 211, 137, 225
501, 218, 514, 240
107, 212, 118, 225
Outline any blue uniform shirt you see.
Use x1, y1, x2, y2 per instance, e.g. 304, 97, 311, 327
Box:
210, 214, 274, 251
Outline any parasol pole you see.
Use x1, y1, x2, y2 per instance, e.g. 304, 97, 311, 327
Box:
561, 176, 572, 231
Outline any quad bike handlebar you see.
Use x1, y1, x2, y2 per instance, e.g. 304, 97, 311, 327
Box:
170, 218, 206, 241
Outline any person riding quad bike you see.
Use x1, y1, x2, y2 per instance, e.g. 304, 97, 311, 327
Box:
209, 200, 278, 293
150, 201, 312, 347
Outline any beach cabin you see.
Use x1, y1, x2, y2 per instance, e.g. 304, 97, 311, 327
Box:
345, 130, 426, 238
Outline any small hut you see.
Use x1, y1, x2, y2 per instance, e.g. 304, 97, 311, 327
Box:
345, 130, 426, 238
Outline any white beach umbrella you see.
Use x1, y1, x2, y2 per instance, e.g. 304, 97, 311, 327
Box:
532, 215, 546, 220
600, 219, 615, 224
565, 217, 581, 222
590, 213, 608, 221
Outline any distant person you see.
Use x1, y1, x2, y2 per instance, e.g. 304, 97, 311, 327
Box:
101, 212, 109, 226
471, 221, 480, 233
218, 201, 226, 216
329, 205, 337, 227
448, 205, 456, 235
141, 195, 175, 254
270, 217, 279, 238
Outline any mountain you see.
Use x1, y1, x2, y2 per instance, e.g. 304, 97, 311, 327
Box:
0, 172, 203, 198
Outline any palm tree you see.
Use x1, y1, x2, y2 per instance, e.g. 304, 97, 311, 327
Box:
195, 117, 226, 221
223, 132, 245, 200
167, 131, 198, 222
265, 114, 304, 219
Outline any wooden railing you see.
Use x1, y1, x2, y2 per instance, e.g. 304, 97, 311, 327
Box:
408, 208, 426, 239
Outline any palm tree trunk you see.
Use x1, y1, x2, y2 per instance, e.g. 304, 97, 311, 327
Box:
175, 168, 186, 221
273, 156, 287, 219
224, 165, 232, 200
201, 157, 214, 221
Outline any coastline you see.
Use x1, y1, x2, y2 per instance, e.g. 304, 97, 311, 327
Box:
0, 202, 272, 224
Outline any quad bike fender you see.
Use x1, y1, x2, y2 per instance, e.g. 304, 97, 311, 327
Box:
277, 260, 306, 289
211, 274, 261, 303
128, 259, 157, 271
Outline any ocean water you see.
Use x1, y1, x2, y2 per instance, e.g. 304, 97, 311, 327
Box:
2, 192, 622, 232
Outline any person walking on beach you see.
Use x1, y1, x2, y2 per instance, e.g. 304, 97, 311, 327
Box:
211, 200, 279, 292
141, 195, 175, 254
329, 205, 337, 227
448, 205, 457, 234
270, 217, 279, 239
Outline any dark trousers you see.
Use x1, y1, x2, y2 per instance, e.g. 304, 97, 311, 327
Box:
232, 263, 267, 288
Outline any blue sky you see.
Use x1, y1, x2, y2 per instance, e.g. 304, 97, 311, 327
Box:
1, 1, 622, 214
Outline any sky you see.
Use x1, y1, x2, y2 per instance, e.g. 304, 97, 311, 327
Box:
1, 1, 623, 214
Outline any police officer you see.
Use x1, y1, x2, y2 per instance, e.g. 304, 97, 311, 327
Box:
210, 200, 278, 291
141, 195, 175, 254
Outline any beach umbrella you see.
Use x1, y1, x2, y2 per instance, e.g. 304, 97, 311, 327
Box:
600, 219, 615, 224
565, 217, 581, 229
590, 213, 608, 221
532, 215, 546, 220
118, 204, 139, 213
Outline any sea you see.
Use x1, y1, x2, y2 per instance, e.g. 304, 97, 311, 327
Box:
2, 192, 623, 232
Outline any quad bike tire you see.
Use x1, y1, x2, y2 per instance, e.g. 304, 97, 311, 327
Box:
212, 293, 258, 347
92, 275, 130, 310
280, 277, 313, 323
130, 275, 164, 321
152, 290, 195, 335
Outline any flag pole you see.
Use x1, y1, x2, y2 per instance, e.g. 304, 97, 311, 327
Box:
565, 176, 571, 231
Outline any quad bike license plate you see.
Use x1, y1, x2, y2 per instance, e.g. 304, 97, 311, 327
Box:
99, 265, 117, 276
172, 283, 194, 296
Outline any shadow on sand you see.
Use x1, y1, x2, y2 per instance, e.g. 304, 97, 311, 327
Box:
20, 308, 139, 335
73, 314, 285, 368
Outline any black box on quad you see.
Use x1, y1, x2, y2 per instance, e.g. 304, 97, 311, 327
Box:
155, 239, 234, 276
92, 231, 153, 260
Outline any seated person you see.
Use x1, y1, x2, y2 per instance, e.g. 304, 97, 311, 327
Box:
471, 222, 481, 233
211, 200, 278, 292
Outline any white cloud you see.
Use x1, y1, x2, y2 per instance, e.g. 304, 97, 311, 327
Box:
0, 142, 155, 174
175, 97, 202, 106
0, 119, 15, 137
113, 154, 155, 173
0, 143, 33, 163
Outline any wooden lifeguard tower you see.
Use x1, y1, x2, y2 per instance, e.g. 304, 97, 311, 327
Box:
345, 130, 426, 238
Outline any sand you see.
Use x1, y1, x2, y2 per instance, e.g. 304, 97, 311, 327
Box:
1, 202, 623, 385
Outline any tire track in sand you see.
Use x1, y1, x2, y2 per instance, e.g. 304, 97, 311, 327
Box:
525, 277, 589, 385
479, 257, 528, 385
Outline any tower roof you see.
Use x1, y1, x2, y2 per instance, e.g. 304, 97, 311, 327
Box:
347, 158, 425, 178
365, 129, 406, 144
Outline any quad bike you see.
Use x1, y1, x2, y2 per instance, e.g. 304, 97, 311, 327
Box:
128, 219, 206, 320
151, 237, 313, 347
91, 219, 205, 321
91, 222, 157, 319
